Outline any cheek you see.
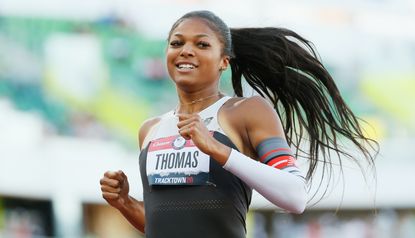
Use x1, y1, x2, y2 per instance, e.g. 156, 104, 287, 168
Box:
165, 50, 176, 73
166, 63, 175, 80
204, 55, 222, 72
165, 49, 175, 63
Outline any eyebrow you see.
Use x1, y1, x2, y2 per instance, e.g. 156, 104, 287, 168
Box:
173, 33, 210, 38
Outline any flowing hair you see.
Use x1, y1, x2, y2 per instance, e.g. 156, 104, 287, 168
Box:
169, 10, 378, 202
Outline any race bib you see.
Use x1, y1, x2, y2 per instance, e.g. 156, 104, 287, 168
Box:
146, 134, 211, 185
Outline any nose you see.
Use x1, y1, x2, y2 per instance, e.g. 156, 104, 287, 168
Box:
180, 43, 195, 57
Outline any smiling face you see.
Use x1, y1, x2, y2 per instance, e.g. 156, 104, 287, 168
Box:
166, 18, 229, 92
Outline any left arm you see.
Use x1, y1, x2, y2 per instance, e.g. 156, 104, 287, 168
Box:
177, 96, 307, 213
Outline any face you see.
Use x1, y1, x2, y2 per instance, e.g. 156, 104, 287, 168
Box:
166, 18, 229, 92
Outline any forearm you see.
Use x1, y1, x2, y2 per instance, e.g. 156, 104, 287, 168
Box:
117, 196, 146, 233
222, 148, 307, 214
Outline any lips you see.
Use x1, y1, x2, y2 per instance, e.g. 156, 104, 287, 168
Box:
177, 63, 195, 69
175, 62, 198, 71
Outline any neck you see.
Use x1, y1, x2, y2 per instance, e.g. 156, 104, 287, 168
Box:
176, 91, 223, 114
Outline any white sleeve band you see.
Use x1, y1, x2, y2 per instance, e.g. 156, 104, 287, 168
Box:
223, 149, 307, 214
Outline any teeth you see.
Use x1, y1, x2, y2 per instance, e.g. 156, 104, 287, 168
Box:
178, 64, 195, 69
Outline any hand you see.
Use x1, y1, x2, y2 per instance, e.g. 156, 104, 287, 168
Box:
177, 113, 231, 165
100, 170, 130, 210
176, 113, 215, 154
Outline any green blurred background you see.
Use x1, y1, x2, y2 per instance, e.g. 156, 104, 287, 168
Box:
0, 1, 414, 237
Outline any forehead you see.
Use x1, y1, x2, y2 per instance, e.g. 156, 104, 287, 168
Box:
170, 18, 220, 40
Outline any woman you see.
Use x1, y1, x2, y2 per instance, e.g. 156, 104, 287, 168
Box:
100, 10, 376, 238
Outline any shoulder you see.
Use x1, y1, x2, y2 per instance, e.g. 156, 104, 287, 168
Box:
225, 95, 275, 117
138, 116, 161, 149
225, 95, 285, 148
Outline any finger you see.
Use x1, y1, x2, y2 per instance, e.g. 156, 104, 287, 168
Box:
101, 184, 121, 193
176, 113, 192, 121
100, 177, 121, 188
177, 117, 200, 129
104, 171, 121, 180
178, 126, 193, 140
177, 113, 200, 122
178, 123, 195, 134
116, 170, 127, 181
177, 123, 196, 135
104, 170, 124, 182
102, 192, 119, 200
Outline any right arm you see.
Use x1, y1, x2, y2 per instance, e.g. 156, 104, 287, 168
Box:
100, 170, 146, 233
100, 117, 160, 233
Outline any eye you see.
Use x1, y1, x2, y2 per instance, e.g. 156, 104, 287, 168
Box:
197, 41, 210, 48
169, 40, 183, 47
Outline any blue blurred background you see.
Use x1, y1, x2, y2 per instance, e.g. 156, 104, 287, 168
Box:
0, 0, 414, 237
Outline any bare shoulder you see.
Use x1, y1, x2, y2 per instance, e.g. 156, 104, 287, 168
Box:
225, 95, 284, 148
138, 116, 161, 149
224, 95, 275, 115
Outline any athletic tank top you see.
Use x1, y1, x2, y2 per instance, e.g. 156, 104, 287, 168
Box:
139, 96, 252, 238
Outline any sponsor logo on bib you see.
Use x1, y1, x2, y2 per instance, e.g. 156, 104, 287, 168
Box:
172, 136, 186, 150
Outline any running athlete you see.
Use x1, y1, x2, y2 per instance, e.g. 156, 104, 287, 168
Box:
100, 10, 377, 238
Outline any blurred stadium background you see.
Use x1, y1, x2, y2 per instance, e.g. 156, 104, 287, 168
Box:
0, 0, 414, 237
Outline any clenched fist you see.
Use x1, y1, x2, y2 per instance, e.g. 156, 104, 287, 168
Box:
177, 113, 231, 165
100, 170, 130, 210
177, 113, 215, 154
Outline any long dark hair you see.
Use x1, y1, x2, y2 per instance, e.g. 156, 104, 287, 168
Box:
170, 10, 378, 202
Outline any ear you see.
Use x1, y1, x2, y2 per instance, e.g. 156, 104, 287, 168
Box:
219, 56, 230, 71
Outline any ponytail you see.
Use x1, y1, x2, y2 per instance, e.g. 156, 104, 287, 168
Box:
170, 11, 378, 202
230, 27, 378, 199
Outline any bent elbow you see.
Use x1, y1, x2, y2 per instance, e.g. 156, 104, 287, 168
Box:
274, 194, 306, 214
286, 184, 307, 214
285, 196, 306, 214
290, 200, 306, 214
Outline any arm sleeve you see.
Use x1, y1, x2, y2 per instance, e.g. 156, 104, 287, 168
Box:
223, 147, 307, 214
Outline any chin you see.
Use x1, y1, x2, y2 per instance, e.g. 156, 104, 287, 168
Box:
171, 74, 197, 85
174, 80, 197, 91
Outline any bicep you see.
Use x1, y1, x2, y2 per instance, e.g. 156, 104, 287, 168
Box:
243, 96, 304, 178
243, 96, 286, 150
